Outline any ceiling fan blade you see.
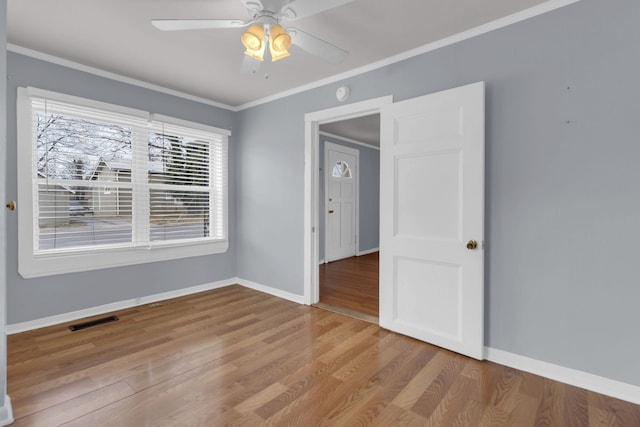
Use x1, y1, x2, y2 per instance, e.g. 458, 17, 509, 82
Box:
288, 28, 349, 64
151, 19, 249, 31
280, 0, 356, 20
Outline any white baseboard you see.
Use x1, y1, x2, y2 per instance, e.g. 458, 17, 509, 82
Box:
485, 347, 640, 405
357, 247, 379, 256
6, 277, 305, 334
5, 278, 238, 335
0, 395, 14, 427
319, 259, 325, 265
235, 278, 305, 305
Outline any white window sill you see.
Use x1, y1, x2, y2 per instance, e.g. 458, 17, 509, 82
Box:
19, 239, 229, 278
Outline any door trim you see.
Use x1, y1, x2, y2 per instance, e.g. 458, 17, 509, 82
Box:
304, 96, 393, 305
324, 141, 360, 263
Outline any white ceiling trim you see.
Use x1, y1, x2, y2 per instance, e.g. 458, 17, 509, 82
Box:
8, 0, 579, 113
7, 43, 237, 112
320, 131, 379, 151
236, 0, 580, 110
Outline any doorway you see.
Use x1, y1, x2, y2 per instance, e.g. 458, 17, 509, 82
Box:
318, 123, 380, 321
303, 96, 392, 320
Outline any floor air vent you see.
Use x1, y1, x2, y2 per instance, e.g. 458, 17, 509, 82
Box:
69, 315, 119, 331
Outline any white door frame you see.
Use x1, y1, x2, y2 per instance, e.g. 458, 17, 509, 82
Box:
0, 28, 13, 422
324, 141, 359, 263
304, 95, 393, 305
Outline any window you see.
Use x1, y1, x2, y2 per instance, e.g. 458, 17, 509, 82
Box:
332, 161, 352, 178
17, 87, 230, 278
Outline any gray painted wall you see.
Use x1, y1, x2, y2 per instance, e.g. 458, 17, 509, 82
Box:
5, 53, 238, 324
237, 0, 640, 387
318, 135, 380, 260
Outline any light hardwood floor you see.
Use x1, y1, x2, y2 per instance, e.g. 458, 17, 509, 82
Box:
319, 252, 379, 319
8, 285, 640, 426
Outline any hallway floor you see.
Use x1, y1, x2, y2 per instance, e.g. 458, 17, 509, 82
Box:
319, 252, 379, 320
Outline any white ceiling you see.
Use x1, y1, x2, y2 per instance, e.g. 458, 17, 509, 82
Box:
8, 0, 553, 109
320, 114, 380, 148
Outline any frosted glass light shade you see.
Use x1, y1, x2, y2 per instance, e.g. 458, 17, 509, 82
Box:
269, 25, 291, 62
242, 23, 266, 61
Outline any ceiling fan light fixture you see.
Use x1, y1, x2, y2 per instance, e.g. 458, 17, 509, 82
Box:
244, 45, 265, 61
269, 25, 291, 62
241, 23, 265, 61
152, 0, 352, 71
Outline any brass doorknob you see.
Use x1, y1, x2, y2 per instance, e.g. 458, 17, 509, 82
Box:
466, 240, 478, 250
328, 210, 334, 214
6, 201, 16, 211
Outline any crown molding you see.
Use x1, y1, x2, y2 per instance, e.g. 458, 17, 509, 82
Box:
7, 44, 237, 112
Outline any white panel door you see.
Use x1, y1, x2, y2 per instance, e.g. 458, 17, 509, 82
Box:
379, 82, 485, 359
325, 142, 358, 262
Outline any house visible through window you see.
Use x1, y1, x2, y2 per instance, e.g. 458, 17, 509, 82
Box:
17, 87, 230, 278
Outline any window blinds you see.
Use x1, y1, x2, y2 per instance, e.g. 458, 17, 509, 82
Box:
29, 93, 228, 253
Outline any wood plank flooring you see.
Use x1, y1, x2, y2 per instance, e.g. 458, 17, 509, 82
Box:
319, 252, 379, 318
8, 285, 640, 426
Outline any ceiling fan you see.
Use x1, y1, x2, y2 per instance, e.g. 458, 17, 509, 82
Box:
151, 0, 354, 75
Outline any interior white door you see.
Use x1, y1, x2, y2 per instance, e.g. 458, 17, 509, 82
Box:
325, 142, 358, 262
379, 82, 485, 360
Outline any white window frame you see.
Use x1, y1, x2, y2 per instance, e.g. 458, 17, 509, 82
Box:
17, 87, 230, 278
